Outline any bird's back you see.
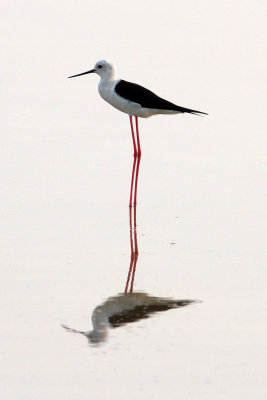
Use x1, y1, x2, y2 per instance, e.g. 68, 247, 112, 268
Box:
115, 80, 207, 116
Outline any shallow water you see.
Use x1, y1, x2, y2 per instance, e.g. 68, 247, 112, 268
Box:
1, 1, 266, 399
1, 125, 265, 399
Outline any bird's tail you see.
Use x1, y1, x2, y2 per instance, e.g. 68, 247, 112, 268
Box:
178, 106, 208, 116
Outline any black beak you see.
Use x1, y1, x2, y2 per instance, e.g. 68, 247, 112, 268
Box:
68, 69, 96, 78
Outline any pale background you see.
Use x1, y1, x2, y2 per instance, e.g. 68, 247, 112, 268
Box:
1, 1, 266, 399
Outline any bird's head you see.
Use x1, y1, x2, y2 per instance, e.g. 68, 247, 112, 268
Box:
68, 59, 115, 80
94, 60, 115, 79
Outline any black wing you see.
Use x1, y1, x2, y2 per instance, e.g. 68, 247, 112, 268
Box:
115, 80, 207, 116
109, 299, 196, 328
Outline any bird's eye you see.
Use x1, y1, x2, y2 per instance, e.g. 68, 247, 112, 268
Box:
98, 65, 102, 69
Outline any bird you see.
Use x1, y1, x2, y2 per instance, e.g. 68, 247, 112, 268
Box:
68, 60, 207, 206
62, 292, 197, 344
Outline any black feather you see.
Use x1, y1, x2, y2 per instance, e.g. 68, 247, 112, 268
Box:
115, 80, 207, 115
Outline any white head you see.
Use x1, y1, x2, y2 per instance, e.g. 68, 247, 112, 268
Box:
93, 60, 115, 79
68, 59, 115, 80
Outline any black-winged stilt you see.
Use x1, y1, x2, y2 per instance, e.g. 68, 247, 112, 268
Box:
62, 293, 196, 344
68, 60, 207, 206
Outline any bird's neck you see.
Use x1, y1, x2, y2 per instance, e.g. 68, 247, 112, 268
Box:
100, 71, 115, 83
98, 75, 118, 100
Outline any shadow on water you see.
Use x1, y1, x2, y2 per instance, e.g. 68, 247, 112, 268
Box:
62, 205, 199, 346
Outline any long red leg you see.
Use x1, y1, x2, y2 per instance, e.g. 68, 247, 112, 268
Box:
129, 116, 138, 207
133, 116, 142, 205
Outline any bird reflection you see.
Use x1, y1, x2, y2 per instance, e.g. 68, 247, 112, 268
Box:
62, 206, 198, 345
62, 292, 195, 345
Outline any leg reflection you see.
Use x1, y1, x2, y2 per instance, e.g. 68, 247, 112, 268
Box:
125, 205, 138, 294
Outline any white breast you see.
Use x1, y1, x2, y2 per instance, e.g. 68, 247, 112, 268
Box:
98, 79, 149, 117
